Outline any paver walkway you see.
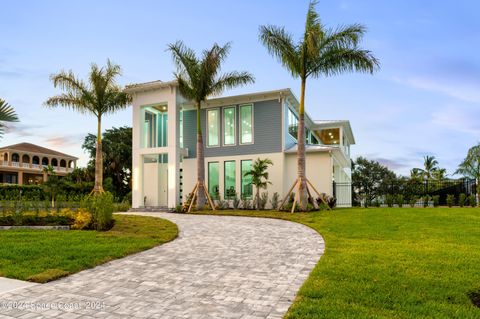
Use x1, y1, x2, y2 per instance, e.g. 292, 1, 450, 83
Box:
0, 213, 324, 319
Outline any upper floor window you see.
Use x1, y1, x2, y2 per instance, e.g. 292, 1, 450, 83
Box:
223, 107, 236, 145
207, 109, 220, 147
142, 105, 167, 148
287, 108, 298, 139
240, 104, 253, 144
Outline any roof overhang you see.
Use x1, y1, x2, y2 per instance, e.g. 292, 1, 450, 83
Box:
312, 120, 355, 145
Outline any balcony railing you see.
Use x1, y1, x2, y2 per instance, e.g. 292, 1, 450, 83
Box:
0, 161, 74, 173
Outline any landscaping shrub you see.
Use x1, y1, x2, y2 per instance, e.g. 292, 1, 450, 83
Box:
270, 192, 279, 210
113, 201, 130, 212
372, 198, 381, 207
468, 195, 476, 207
396, 195, 404, 208
216, 198, 230, 210
233, 195, 240, 209
71, 208, 92, 230
316, 193, 336, 209
422, 195, 430, 208
432, 195, 440, 207
446, 194, 455, 207
385, 194, 395, 207
409, 197, 417, 207
259, 192, 268, 210
82, 192, 115, 231
459, 193, 466, 207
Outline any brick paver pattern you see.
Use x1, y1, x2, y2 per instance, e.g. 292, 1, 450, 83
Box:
0, 213, 324, 319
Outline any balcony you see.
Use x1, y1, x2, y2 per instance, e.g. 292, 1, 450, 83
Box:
0, 161, 74, 173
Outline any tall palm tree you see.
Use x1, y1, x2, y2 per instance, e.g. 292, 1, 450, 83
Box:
259, 0, 379, 211
168, 41, 254, 210
0, 99, 19, 136
244, 158, 273, 210
455, 144, 480, 205
416, 155, 439, 180
45, 60, 131, 194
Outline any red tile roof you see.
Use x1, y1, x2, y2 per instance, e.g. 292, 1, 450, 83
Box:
0, 143, 77, 159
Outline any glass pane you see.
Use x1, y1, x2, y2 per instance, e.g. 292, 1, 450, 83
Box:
288, 108, 298, 139
241, 160, 252, 199
208, 162, 219, 199
207, 109, 219, 146
224, 161, 236, 199
240, 104, 252, 144
223, 107, 235, 145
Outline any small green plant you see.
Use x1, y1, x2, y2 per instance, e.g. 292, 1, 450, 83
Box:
270, 192, 280, 210
233, 194, 240, 210
446, 194, 455, 208
458, 193, 466, 207
468, 195, 476, 207
432, 195, 440, 207
259, 192, 268, 210
385, 194, 395, 208
422, 195, 430, 208
396, 195, 404, 208
82, 192, 115, 231
175, 204, 183, 213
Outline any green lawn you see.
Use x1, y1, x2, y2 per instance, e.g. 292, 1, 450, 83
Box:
193, 208, 480, 318
0, 214, 178, 282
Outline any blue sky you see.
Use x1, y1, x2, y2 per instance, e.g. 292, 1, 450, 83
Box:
0, 0, 479, 176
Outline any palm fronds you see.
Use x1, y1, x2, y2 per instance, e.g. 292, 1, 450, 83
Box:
0, 99, 19, 137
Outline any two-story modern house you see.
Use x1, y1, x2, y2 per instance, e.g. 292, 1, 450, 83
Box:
126, 80, 354, 209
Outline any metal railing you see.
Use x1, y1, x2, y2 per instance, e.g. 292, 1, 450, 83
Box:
334, 179, 477, 207
0, 161, 73, 173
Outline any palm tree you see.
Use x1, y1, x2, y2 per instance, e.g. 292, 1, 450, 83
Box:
45, 60, 131, 194
455, 144, 480, 205
0, 99, 19, 136
168, 41, 254, 210
415, 155, 439, 180
259, 0, 379, 211
432, 168, 447, 181
244, 158, 273, 210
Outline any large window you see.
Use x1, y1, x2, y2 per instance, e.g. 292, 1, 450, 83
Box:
224, 161, 236, 199
287, 108, 298, 139
207, 109, 220, 147
208, 162, 219, 199
240, 104, 253, 144
241, 160, 253, 199
143, 106, 167, 148
223, 106, 236, 145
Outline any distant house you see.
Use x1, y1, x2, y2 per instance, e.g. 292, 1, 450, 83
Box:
0, 143, 77, 185
126, 80, 354, 208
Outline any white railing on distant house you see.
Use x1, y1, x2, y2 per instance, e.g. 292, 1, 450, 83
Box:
0, 161, 73, 173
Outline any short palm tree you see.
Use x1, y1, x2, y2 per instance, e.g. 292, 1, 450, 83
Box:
0, 99, 19, 136
45, 60, 131, 194
415, 155, 439, 180
244, 158, 273, 210
260, 0, 379, 211
168, 41, 254, 210
455, 144, 480, 206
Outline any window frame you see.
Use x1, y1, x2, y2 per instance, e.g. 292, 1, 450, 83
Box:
239, 104, 254, 145
224, 160, 236, 199
206, 108, 221, 148
241, 159, 253, 199
222, 106, 236, 146
208, 161, 220, 199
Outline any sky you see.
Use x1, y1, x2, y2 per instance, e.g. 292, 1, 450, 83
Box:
0, 0, 479, 176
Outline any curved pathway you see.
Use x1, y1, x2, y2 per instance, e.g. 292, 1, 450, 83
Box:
0, 213, 324, 319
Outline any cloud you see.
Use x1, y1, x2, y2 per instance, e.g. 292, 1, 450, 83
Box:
4, 123, 48, 137
431, 105, 480, 135
403, 76, 480, 104
44, 135, 84, 148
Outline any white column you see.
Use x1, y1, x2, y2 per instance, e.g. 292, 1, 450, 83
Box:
167, 87, 180, 208
132, 95, 143, 208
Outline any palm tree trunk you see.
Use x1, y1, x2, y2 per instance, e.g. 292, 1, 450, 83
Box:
196, 103, 206, 209
256, 187, 260, 210
93, 115, 104, 194
297, 77, 308, 211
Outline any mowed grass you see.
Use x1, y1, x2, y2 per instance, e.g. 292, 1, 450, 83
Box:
193, 208, 480, 318
0, 214, 178, 282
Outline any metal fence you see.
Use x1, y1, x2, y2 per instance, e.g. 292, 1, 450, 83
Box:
333, 179, 477, 207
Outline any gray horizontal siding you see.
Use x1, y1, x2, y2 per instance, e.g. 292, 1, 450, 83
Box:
183, 99, 282, 158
